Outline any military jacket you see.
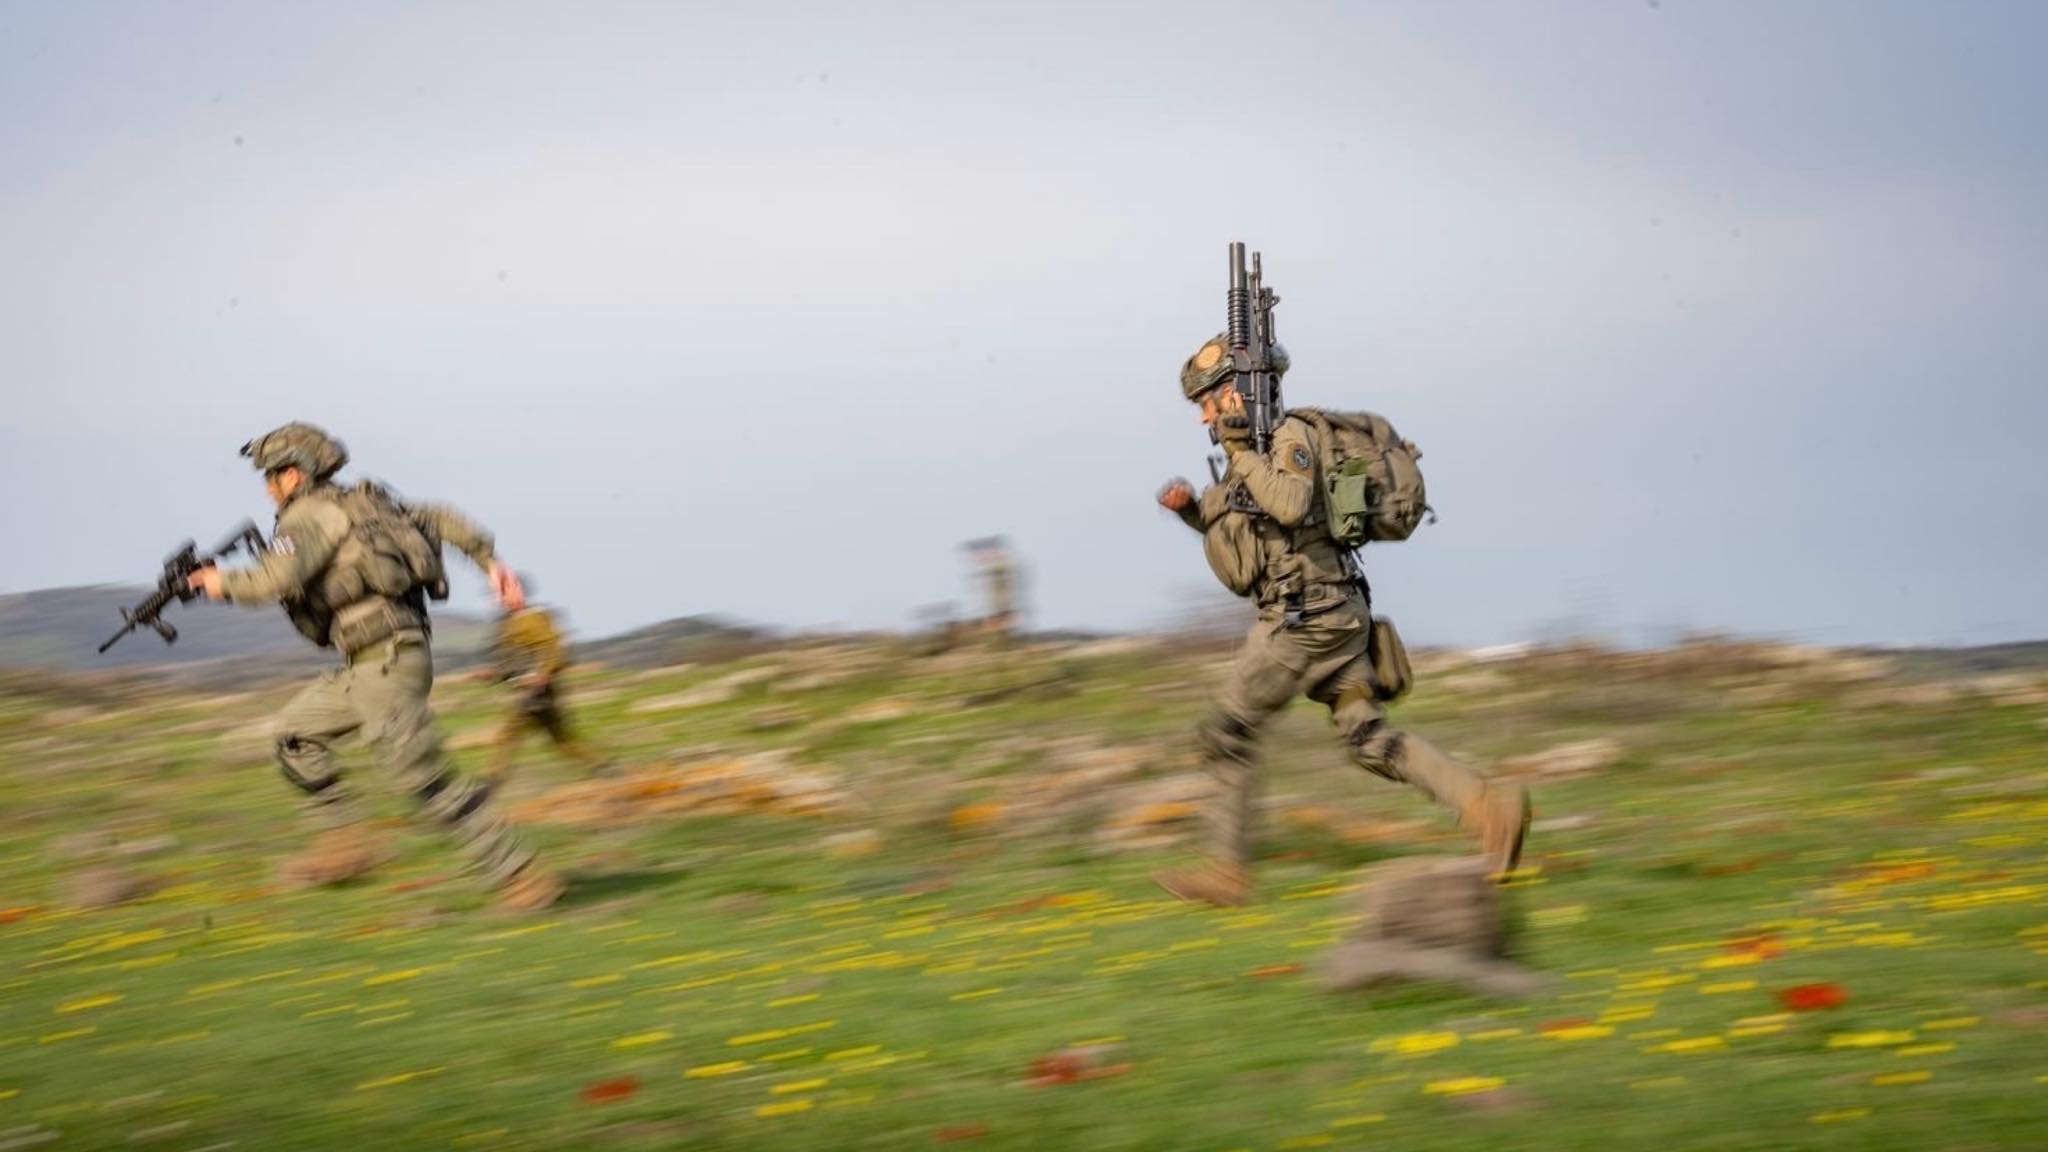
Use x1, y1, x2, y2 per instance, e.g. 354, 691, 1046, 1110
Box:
493, 607, 569, 681
1176, 414, 1357, 616
220, 482, 496, 649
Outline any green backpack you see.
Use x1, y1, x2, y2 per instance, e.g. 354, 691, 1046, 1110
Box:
1290, 408, 1433, 545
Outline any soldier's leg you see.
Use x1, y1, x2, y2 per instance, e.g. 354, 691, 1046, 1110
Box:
1198, 641, 1305, 870
483, 708, 530, 787
533, 694, 608, 775
268, 671, 391, 885
355, 638, 558, 905
269, 671, 371, 830
1317, 662, 1529, 879
1157, 622, 1309, 905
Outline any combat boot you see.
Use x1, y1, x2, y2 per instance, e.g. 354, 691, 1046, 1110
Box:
1153, 861, 1253, 907
494, 864, 566, 914
277, 827, 391, 889
1464, 782, 1532, 882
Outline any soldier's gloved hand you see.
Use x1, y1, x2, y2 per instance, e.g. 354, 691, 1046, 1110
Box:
1157, 478, 1196, 513
1216, 415, 1255, 455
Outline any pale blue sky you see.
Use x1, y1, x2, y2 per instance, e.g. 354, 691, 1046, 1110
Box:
2, 1, 2042, 645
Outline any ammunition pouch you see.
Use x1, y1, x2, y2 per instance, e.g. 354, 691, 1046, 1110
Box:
1265, 578, 1355, 629
332, 598, 426, 662
1367, 615, 1412, 702
282, 598, 334, 648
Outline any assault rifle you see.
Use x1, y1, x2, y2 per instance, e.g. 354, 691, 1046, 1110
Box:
97, 522, 269, 654
1227, 241, 1283, 454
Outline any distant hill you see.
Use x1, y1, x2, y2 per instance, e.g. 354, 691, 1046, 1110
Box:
1860, 641, 2048, 679
0, 585, 490, 677
571, 614, 776, 669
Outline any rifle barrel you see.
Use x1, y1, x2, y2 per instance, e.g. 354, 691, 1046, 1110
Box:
1228, 242, 1250, 349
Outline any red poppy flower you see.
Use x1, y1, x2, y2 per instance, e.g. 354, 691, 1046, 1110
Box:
580, 1076, 641, 1104
1028, 1053, 1084, 1086
1778, 983, 1849, 1012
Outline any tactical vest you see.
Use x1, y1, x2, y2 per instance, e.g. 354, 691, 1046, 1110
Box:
280, 482, 447, 653
1204, 417, 1360, 616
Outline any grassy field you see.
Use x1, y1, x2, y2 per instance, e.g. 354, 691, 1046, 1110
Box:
1, 639, 2044, 1151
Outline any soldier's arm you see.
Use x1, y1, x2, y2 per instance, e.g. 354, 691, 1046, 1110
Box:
1168, 484, 1229, 532
1225, 425, 1316, 527
406, 502, 498, 571
1196, 484, 1238, 529
218, 501, 350, 605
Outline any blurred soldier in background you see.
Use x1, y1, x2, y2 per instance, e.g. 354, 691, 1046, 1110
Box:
486, 576, 610, 785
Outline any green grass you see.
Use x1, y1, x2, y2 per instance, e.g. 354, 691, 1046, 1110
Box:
1, 644, 2044, 1150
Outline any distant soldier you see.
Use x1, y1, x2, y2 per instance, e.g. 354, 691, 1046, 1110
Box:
188, 422, 563, 912
487, 578, 610, 784
963, 536, 1021, 644
1154, 335, 1530, 907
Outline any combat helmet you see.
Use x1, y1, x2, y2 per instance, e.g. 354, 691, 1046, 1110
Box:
240, 422, 349, 480
1178, 335, 1289, 401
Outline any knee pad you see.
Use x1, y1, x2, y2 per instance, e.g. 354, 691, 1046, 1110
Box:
418, 772, 491, 827
275, 741, 338, 796
1350, 721, 1404, 769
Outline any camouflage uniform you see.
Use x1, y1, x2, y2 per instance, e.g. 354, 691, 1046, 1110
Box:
1159, 339, 1528, 905
219, 424, 558, 906
487, 605, 608, 782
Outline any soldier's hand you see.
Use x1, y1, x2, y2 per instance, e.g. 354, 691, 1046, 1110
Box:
1157, 479, 1196, 512
187, 567, 226, 601
488, 562, 524, 610
1216, 415, 1255, 454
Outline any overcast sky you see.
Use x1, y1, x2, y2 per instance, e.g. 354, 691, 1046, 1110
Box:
2, 1, 2042, 647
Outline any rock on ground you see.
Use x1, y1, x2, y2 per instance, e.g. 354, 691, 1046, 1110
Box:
1322, 856, 1551, 1000
1501, 737, 1625, 779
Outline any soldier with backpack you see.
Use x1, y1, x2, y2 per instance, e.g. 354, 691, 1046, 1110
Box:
185, 422, 564, 912
1151, 249, 1530, 908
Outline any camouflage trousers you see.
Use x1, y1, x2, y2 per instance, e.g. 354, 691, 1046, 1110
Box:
1197, 595, 1487, 871
269, 633, 540, 889
489, 685, 607, 781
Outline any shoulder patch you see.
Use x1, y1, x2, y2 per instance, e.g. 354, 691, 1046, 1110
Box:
1287, 444, 1313, 473
271, 532, 296, 556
